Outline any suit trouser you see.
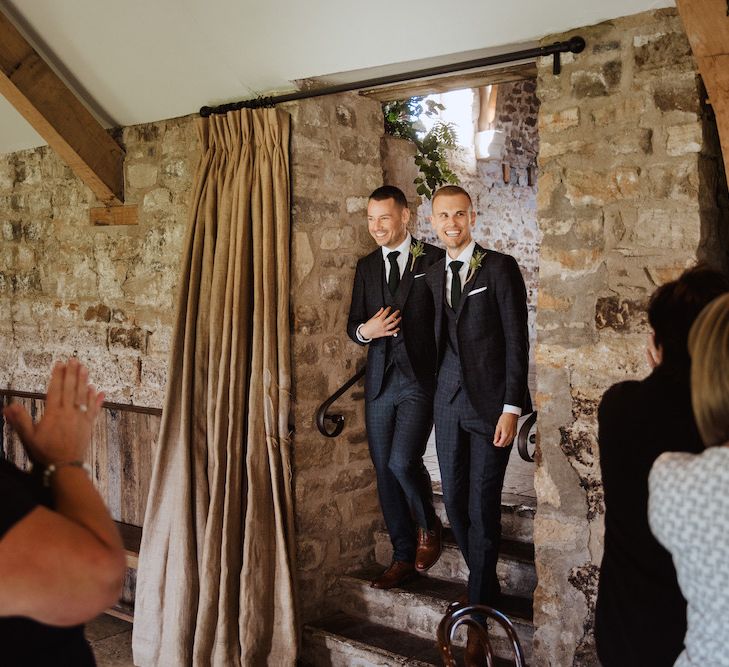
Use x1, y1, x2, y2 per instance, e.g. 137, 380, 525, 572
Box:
434, 384, 511, 605
365, 366, 436, 562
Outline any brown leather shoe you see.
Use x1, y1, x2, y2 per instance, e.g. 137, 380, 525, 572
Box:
465, 625, 488, 667
370, 561, 417, 589
415, 517, 442, 572
445, 591, 469, 615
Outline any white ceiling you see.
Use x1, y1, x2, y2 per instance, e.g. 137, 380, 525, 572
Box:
0, 0, 674, 155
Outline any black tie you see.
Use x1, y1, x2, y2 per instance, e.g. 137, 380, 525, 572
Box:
387, 251, 401, 295
449, 261, 463, 310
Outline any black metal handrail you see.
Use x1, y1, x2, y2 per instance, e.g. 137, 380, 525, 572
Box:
517, 411, 537, 463
200, 37, 585, 115
315, 367, 538, 463
315, 366, 366, 437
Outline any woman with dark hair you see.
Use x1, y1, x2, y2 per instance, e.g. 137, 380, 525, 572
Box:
0, 358, 125, 665
595, 266, 729, 666
649, 293, 729, 667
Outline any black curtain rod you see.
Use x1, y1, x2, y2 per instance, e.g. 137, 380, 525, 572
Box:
199, 36, 585, 117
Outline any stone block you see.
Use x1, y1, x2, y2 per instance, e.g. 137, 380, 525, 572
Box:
127, 163, 159, 189
320, 228, 342, 251
320, 274, 343, 301
292, 196, 342, 226
591, 97, 647, 128
345, 196, 368, 214
109, 326, 148, 353
339, 136, 379, 165
570, 60, 621, 99
84, 304, 112, 322
647, 160, 698, 201
631, 207, 701, 249
539, 107, 580, 133
609, 129, 653, 155
653, 77, 701, 114
142, 187, 173, 212
595, 296, 648, 331
539, 140, 587, 160
563, 169, 615, 207
633, 31, 692, 71
1, 220, 21, 241
292, 230, 314, 287
334, 105, 356, 128
666, 124, 702, 156
140, 355, 167, 388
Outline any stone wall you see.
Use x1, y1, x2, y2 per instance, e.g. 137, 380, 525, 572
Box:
0, 118, 197, 405
286, 92, 384, 622
0, 92, 386, 625
533, 8, 728, 666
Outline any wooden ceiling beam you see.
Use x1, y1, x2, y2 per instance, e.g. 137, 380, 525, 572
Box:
676, 0, 729, 184
0, 9, 125, 205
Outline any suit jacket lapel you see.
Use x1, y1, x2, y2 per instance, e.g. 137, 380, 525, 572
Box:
370, 251, 385, 303
431, 260, 445, 357
395, 239, 419, 306
456, 244, 487, 320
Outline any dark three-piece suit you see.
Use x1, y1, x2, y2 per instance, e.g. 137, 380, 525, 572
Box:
426, 243, 531, 605
347, 238, 445, 562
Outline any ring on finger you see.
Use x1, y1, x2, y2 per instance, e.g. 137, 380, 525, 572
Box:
77, 404, 88, 413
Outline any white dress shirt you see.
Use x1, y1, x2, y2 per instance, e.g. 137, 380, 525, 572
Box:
356, 233, 412, 343
444, 242, 521, 417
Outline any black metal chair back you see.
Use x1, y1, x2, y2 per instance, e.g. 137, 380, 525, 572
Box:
437, 604, 526, 667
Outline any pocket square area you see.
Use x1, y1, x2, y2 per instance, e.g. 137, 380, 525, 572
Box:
413, 273, 426, 278
468, 286, 488, 297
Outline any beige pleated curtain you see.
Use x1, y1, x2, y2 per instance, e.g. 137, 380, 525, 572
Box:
132, 108, 297, 666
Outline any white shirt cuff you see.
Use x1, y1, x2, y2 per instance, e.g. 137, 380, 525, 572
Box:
503, 404, 522, 416
356, 323, 372, 344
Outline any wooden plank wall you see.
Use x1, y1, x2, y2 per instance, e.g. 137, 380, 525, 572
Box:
0, 392, 161, 527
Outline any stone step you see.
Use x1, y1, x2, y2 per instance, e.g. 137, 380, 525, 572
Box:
373, 529, 537, 598
432, 491, 536, 544
302, 612, 515, 667
336, 565, 533, 663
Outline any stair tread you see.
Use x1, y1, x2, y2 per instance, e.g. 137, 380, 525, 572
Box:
347, 565, 534, 623
305, 612, 515, 667
433, 485, 537, 513
375, 528, 535, 563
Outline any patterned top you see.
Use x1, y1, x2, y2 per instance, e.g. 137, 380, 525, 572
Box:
649, 447, 729, 667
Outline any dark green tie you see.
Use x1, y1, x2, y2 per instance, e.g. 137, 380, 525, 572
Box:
449, 261, 463, 310
388, 251, 401, 295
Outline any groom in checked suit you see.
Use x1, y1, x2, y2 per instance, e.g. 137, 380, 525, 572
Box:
426, 185, 530, 662
347, 185, 445, 589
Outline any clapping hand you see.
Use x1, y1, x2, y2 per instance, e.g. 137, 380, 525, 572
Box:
3, 358, 104, 466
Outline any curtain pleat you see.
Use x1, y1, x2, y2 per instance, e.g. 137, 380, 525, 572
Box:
133, 108, 297, 667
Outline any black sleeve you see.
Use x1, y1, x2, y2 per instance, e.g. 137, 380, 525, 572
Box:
495, 254, 529, 407
346, 261, 368, 346
0, 461, 39, 538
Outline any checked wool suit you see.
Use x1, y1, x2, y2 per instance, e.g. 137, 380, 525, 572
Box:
347, 237, 444, 562
426, 243, 531, 605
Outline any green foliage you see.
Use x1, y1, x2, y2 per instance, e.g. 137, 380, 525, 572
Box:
383, 97, 459, 200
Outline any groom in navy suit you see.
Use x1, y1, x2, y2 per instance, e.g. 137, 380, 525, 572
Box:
426, 185, 530, 663
347, 185, 445, 589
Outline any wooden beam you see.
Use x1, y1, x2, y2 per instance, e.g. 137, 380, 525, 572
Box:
0, 10, 124, 205
90, 205, 138, 226
676, 0, 729, 183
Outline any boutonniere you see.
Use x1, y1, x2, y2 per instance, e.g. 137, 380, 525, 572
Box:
409, 239, 426, 271
465, 250, 485, 283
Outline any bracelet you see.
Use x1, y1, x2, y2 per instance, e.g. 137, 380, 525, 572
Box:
42, 461, 92, 487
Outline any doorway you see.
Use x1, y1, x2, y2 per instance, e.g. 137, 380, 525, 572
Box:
380, 79, 540, 503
